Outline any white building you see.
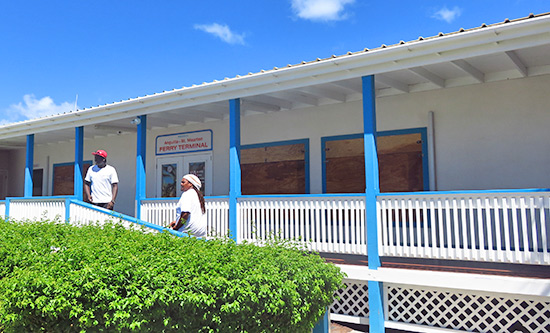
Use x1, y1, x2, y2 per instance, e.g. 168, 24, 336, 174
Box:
1, 12, 549, 333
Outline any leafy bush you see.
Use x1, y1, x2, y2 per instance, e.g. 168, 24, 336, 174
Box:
0, 220, 344, 332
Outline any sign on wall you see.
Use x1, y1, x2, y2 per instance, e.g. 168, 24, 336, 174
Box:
156, 130, 213, 155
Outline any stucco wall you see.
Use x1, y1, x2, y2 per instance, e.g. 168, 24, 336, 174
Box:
29, 135, 138, 215
0, 149, 26, 198
18, 73, 550, 216
378, 74, 550, 190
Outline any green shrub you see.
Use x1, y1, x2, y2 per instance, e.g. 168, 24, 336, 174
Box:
0, 220, 344, 332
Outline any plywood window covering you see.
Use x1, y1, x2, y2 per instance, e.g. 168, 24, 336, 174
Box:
241, 142, 306, 195
325, 132, 424, 193
52, 162, 92, 196
32, 169, 43, 196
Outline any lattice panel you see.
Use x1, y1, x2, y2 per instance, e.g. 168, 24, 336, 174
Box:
387, 285, 550, 333
330, 282, 369, 317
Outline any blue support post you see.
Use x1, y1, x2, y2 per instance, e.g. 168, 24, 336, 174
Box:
135, 115, 147, 220
74, 127, 84, 200
5, 198, 10, 222
65, 198, 72, 223
368, 280, 384, 331
362, 75, 385, 332
312, 309, 329, 333
229, 99, 241, 242
24, 134, 34, 197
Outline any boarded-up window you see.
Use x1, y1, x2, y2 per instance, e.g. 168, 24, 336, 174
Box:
378, 132, 424, 192
325, 132, 424, 193
325, 138, 365, 193
241, 142, 307, 195
52, 162, 92, 196
33, 169, 43, 196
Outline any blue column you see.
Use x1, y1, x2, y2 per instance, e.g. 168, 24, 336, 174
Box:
229, 98, 241, 242
24, 134, 34, 197
74, 127, 84, 200
135, 115, 147, 220
312, 309, 329, 333
362, 75, 384, 332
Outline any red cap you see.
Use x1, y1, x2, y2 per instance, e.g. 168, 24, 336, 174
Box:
92, 149, 107, 158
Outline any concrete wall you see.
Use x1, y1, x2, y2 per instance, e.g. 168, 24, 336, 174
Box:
14, 73, 549, 216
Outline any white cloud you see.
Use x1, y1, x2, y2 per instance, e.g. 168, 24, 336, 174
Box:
194, 23, 245, 45
432, 6, 462, 23
2, 94, 75, 124
291, 0, 355, 21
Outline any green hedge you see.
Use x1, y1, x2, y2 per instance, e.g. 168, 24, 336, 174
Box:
0, 220, 344, 332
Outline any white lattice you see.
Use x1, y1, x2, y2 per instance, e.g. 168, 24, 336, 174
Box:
387, 285, 550, 333
330, 283, 369, 318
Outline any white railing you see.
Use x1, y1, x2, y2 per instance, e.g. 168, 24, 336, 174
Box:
7, 197, 67, 222
5, 190, 550, 265
140, 198, 177, 228
69, 202, 137, 230
378, 191, 550, 265
0, 201, 5, 218
206, 197, 230, 238
3, 198, 174, 235
238, 195, 366, 254
140, 197, 230, 237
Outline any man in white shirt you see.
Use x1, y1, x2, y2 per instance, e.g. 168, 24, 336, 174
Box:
84, 149, 119, 210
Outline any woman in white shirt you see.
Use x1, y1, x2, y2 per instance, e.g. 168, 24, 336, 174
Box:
169, 174, 207, 237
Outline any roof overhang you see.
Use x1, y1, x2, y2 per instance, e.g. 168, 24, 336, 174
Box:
1, 13, 549, 147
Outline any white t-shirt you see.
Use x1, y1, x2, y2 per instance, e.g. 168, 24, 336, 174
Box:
175, 189, 207, 237
84, 165, 119, 203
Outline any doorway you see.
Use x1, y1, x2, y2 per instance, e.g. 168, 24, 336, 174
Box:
156, 153, 212, 197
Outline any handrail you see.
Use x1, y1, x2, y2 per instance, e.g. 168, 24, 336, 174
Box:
68, 199, 187, 237
3, 196, 187, 238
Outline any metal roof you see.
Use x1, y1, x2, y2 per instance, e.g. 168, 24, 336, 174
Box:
1, 12, 549, 149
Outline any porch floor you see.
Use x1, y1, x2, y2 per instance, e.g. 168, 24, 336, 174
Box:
320, 253, 550, 279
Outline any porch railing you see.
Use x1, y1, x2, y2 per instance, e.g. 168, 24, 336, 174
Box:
378, 190, 550, 265
6, 197, 67, 221
238, 195, 367, 254
140, 196, 230, 238
4, 190, 549, 265
0, 200, 5, 217
2, 197, 183, 236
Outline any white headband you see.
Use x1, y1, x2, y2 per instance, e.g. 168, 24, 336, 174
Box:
183, 174, 201, 189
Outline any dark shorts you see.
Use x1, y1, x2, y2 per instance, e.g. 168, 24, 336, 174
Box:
93, 202, 112, 210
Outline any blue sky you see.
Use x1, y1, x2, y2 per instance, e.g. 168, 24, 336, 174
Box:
1, 0, 548, 125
